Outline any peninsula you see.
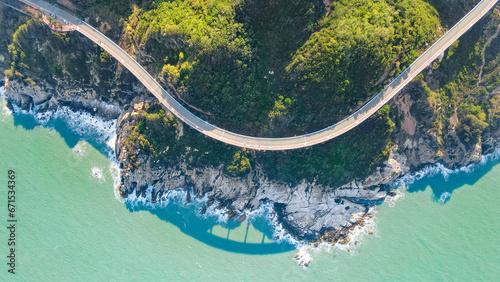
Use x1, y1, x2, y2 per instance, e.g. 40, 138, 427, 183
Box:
1, 0, 500, 243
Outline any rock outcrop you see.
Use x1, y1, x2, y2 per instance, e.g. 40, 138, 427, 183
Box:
2, 2, 500, 244
115, 98, 403, 241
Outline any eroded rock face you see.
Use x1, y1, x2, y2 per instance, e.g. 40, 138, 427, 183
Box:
116, 99, 401, 241
115, 75, 500, 242
2, 3, 499, 243
392, 80, 495, 173
1, 10, 142, 109
118, 153, 393, 241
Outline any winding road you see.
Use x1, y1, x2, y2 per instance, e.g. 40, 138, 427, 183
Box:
14, 0, 500, 150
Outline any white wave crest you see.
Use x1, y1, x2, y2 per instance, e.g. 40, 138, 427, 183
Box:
36, 106, 117, 148
91, 167, 105, 182
394, 148, 500, 189
124, 187, 305, 247
0, 87, 12, 121
385, 188, 405, 208
440, 192, 452, 203
109, 161, 123, 203
72, 141, 87, 157
293, 246, 312, 268
4, 93, 118, 154
293, 206, 378, 268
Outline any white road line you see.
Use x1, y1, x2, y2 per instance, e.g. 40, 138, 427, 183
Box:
18, 0, 498, 150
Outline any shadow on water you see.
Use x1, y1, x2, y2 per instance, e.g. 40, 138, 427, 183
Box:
10, 97, 500, 252
406, 153, 500, 203
10, 109, 114, 156
125, 197, 295, 255
4, 99, 294, 255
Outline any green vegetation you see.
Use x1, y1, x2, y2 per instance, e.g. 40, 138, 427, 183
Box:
125, 0, 261, 132
456, 114, 488, 145
2, 12, 143, 107
286, 0, 441, 128
120, 0, 441, 186
5, 20, 31, 81
122, 102, 240, 172
417, 10, 500, 149
124, 0, 439, 133
257, 105, 395, 185
124, 101, 395, 185
69, 0, 152, 21
123, 103, 175, 168
8, 0, 483, 188
226, 151, 252, 176
425, 0, 470, 26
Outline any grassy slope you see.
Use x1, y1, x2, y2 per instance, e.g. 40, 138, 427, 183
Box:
120, 0, 441, 186
417, 8, 500, 151
10, 0, 489, 187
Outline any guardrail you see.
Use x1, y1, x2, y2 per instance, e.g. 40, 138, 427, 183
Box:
10, 0, 499, 150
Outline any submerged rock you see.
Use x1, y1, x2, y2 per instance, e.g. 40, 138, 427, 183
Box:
237, 214, 246, 222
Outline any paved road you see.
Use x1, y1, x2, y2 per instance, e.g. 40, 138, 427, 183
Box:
15, 0, 499, 150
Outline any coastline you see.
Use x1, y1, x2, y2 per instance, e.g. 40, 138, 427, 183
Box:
0, 85, 397, 250
3, 85, 500, 266
2, 95, 499, 279
0, 1, 499, 275
0, 0, 499, 255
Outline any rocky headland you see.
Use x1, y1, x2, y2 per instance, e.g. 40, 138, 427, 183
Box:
1, 0, 500, 244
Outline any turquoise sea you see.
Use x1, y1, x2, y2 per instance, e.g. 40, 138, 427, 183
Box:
1, 90, 499, 281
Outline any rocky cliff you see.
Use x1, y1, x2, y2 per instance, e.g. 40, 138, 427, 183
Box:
0, 6, 141, 113
2, 2, 500, 243
115, 98, 400, 241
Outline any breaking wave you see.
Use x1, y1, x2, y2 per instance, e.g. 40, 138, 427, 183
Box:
6, 97, 118, 154
125, 186, 304, 248
292, 205, 379, 268
0, 87, 12, 121
91, 166, 105, 182
440, 192, 452, 203
4, 92, 123, 202
393, 148, 500, 189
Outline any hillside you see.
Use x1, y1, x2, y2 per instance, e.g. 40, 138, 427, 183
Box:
1, 0, 499, 241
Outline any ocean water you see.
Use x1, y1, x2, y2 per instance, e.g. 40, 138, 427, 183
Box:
1, 90, 499, 280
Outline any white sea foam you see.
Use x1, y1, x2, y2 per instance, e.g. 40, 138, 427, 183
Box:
5, 94, 122, 192
385, 188, 405, 208
238, 201, 304, 247
117, 133, 500, 268
91, 167, 105, 182
106, 134, 117, 152
124, 185, 398, 261
72, 141, 87, 157
36, 106, 117, 147
262, 203, 304, 247
3, 93, 118, 152
394, 148, 500, 189
125, 185, 154, 208
293, 246, 312, 268
293, 206, 379, 268
440, 192, 452, 203
0, 87, 12, 121
109, 161, 123, 203
124, 186, 305, 247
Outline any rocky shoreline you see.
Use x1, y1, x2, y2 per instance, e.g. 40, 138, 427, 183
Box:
113, 73, 500, 243
3, 67, 500, 244
2, 78, 398, 243
1, 0, 499, 245
115, 96, 402, 242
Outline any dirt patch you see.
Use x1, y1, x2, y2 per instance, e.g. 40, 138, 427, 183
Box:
56, 0, 78, 12
395, 94, 417, 136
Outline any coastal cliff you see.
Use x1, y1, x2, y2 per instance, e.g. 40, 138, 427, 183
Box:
1, 0, 500, 243
115, 98, 399, 241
